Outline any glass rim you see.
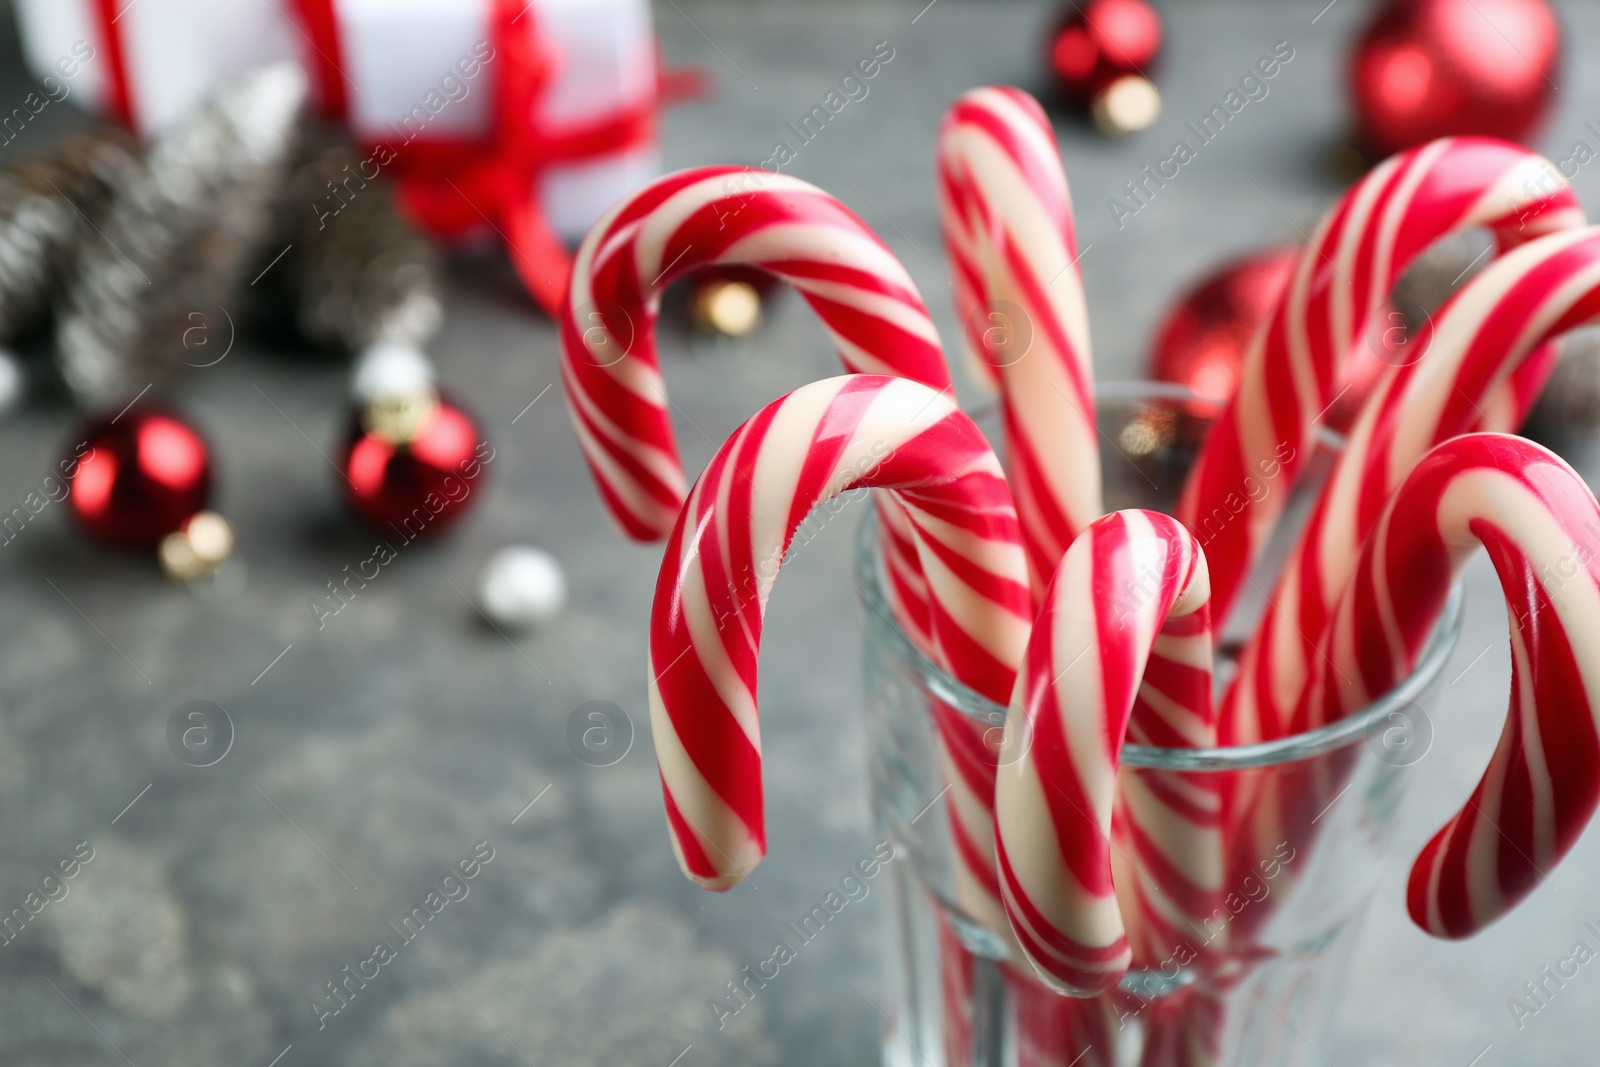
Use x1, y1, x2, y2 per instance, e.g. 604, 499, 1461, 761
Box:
853, 381, 1465, 772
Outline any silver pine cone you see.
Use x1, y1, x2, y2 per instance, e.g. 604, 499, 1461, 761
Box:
0, 129, 138, 340
255, 118, 443, 353
54, 64, 308, 409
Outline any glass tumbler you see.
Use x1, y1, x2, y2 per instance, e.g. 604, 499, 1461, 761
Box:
859, 384, 1463, 1067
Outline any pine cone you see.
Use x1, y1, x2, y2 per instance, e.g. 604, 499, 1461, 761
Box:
254, 118, 443, 353
0, 130, 138, 339
54, 64, 308, 409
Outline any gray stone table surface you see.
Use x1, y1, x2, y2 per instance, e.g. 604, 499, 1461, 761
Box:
1, 1, 1599, 1064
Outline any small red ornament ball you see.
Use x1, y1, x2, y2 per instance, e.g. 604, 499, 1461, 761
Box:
1350, 0, 1560, 158
1151, 249, 1394, 431
1150, 249, 1298, 404
339, 393, 487, 536
66, 407, 212, 550
1047, 0, 1163, 133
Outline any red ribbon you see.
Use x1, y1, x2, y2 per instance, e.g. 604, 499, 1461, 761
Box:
89, 0, 136, 127
296, 0, 663, 314
292, 0, 349, 119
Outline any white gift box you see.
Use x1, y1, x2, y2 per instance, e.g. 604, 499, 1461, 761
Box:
329, 0, 660, 240
13, 0, 298, 133
12, 0, 660, 240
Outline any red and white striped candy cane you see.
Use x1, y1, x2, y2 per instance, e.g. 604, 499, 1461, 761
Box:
561, 165, 949, 540
994, 510, 1215, 995
937, 916, 979, 1067
934, 932, 1126, 1067
1113, 562, 1224, 973
1224, 225, 1600, 747
938, 86, 1099, 594
1137, 984, 1226, 1067
649, 374, 1031, 889
1008, 967, 1120, 1067
1175, 138, 1582, 628
878, 492, 936, 652
561, 165, 950, 652
1295, 433, 1600, 937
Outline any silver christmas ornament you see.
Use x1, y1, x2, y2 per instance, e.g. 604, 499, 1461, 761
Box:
479, 546, 568, 629
350, 341, 435, 404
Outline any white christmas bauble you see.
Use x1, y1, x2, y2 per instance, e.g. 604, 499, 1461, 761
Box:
479, 545, 567, 629
350, 342, 434, 403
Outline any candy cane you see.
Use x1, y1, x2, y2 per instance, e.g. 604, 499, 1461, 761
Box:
937, 916, 979, 1067
1176, 138, 1582, 628
1216, 228, 1600, 974
935, 935, 1127, 1067
994, 510, 1215, 995
561, 164, 949, 539
562, 164, 949, 655
1008, 967, 1120, 1067
1114, 591, 1225, 974
938, 86, 1099, 595
1116, 517, 1230, 1054
649, 374, 1031, 889
1224, 225, 1600, 747
1295, 433, 1600, 937
1138, 984, 1226, 1067
878, 490, 935, 652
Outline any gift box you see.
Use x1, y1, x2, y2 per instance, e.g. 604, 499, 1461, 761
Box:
303, 0, 661, 244
12, 0, 661, 250
12, 0, 298, 133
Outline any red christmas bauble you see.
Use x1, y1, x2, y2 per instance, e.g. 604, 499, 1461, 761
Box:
1350, 0, 1560, 158
1047, 0, 1163, 134
1150, 249, 1298, 404
1149, 249, 1392, 431
339, 392, 487, 535
66, 407, 213, 549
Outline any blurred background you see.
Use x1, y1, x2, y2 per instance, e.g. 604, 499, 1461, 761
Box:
0, 0, 1596, 1064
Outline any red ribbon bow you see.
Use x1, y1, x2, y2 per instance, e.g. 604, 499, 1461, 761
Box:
295, 0, 659, 315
